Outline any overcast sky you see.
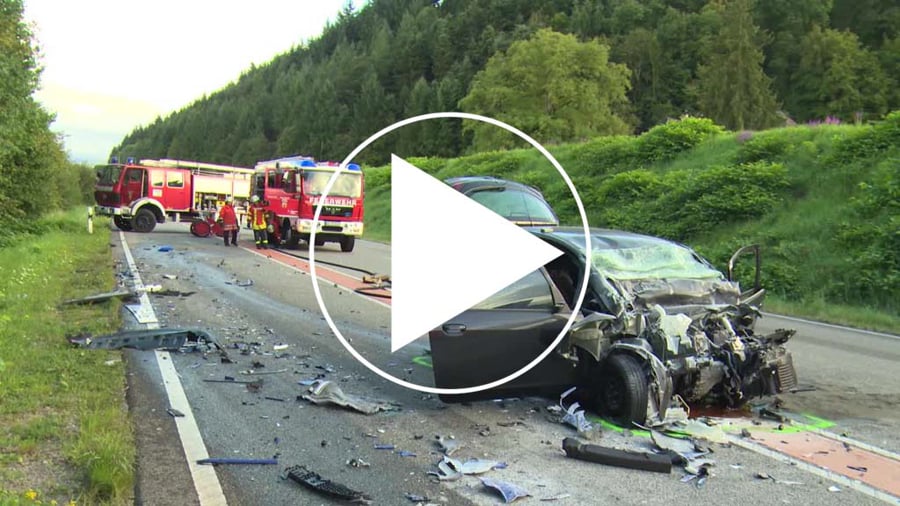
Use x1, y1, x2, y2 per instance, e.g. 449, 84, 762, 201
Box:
24, 1, 357, 165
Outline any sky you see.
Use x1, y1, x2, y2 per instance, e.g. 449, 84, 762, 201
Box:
23, 0, 357, 165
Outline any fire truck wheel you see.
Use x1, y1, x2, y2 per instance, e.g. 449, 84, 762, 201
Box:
340, 236, 355, 252
133, 208, 157, 233
284, 226, 301, 248
113, 216, 133, 231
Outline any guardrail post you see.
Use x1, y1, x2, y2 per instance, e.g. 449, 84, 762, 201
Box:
87, 206, 94, 234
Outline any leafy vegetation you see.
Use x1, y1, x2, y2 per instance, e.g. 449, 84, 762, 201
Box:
361, 116, 900, 331
109, 0, 900, 166
0, 0, 97, 242
0, 210, 132, 504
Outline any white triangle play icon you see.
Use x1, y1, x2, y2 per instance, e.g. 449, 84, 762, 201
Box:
390, 155, 563, 352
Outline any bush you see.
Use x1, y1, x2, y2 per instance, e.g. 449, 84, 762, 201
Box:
364, 165, 391, 190
736, 132, 790, 163
830, 110, 900, 162
568, 135, 638, 176
635, 116, 725, 163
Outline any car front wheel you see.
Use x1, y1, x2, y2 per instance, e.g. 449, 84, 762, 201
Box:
592, 354, 648, 426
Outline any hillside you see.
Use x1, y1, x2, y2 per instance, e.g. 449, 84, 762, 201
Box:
360, 114, 900, 328
109, 0, 900, 167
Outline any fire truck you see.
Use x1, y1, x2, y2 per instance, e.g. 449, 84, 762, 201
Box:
94, 158, 254, 233
251, 156, 364, 252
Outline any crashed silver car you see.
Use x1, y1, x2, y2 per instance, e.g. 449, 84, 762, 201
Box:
429, 227, 798, 425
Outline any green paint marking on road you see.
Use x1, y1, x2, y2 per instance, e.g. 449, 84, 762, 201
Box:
412, 355, 432, 368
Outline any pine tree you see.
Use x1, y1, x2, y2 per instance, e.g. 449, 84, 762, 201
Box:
696, 0, 779, 130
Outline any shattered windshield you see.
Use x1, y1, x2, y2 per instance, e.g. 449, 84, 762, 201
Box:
557, 231, 724, 281
96, 165, 121, 185
302, 170, 362, 197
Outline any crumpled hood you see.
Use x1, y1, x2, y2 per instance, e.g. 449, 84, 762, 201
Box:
614, 278, 742, 311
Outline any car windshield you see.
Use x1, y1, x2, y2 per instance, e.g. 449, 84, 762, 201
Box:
557, 231, 723, 281
302, 170, 362, 197
96, 165, 121, 185
469, 188, 558, 225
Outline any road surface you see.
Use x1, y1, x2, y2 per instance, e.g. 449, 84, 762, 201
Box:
112, 222, 899, 505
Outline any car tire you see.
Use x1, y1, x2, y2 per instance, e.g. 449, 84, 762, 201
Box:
132, 208, 157, 233
594, 354, 648, 426
113, 216, 133, 231
340, 236, 355, 252
284, 222, 301, 249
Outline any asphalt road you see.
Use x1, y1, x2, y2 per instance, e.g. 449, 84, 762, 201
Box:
114, 222, 897, 505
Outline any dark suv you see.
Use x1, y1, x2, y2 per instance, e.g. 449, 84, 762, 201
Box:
446, 176, 559, 227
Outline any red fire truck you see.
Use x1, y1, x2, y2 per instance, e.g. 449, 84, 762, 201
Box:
251, 156, 364, 252
94, 158, 254, 233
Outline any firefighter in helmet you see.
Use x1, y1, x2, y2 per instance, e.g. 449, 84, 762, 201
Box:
247, 195, 269, 249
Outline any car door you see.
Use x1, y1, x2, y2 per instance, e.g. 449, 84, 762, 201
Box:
429, 268, 577, 399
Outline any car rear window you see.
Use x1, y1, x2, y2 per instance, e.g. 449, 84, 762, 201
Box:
469, 188, 558, 225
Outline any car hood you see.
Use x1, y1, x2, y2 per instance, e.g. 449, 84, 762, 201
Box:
612, 277, 742, 312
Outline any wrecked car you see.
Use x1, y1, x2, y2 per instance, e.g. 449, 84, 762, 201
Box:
429, 227, 797, 425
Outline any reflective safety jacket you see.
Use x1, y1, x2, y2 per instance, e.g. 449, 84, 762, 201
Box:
248, 204, 268, 230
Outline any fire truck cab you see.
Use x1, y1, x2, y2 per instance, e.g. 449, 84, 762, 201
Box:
252, 156, 364, 252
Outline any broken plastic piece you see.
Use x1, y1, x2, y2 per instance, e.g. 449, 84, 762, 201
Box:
346, 458, 370, 468
167, 408, 185, 417
435, 435, 461, 456
480, 477, 531, 503
558, 387, 593, 435
158, 246, 173, 252
396, 450, 416, 457
428, 456, 507, 480
283, 464, 371, 503
562, 437, 672, 473
301, 380, 400, 415
197, 458, 278, 465
650, 430, 705, 464
405, 493, 428, 502
374, 444, 395, 450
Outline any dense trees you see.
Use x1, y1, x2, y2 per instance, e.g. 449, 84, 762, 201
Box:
110, 0, 900, 166
1, 0, 95, 240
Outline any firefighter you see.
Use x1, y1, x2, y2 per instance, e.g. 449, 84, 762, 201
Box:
217, 197, 239, 247
247, 195, 269, 249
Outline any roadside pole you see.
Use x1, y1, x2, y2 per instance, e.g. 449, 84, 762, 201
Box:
87, 206, 94, 234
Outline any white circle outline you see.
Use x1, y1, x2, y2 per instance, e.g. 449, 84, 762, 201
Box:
309, 112, 591, 395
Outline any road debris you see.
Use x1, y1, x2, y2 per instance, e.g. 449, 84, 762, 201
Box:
562, 437, 672, 473
828, 485, 842, 493
158, 245, 173, 252
166, 408, 185, 418
428, 456, 508, 481
405, 493, 428, 503
197, 458, 278, 465
540, 493, 572, 501
300, 380, 400, 415
282, 464, 371, 504
557, 387, 594, 437
435, 435, 461, 456
346, 458, 370, 468
68, 328, 223, 353
396, 450, 417, 457
480, 477, 531, 503
162, 274, 178, 280
62, 289, 135, 305
650, 430, 707, 464
226, 279, 254, 287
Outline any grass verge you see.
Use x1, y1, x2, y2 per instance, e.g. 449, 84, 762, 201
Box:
0, 210, 133, 505
765, 295, 900, 335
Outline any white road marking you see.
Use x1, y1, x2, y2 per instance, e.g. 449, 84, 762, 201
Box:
763, 312, 900, 340
119, 232, 228, 506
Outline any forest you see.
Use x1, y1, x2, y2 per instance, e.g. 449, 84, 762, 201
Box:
110, 0, 900, 166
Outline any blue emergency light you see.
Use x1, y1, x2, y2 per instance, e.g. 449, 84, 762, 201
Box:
347, 163, 361, 171
127, 157, 136, 164
300, 160, 317, 167
109, 156, 118, 164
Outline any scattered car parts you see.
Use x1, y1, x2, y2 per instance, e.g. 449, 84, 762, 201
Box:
562, 437, 672, 473
282, 464, 371, 503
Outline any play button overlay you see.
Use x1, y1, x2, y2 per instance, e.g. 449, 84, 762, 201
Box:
309, 112, 591, 395
390, 154, 563, 352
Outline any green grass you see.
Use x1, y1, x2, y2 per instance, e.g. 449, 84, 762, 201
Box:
766, 295, 900, 335
0, 210, 133, 505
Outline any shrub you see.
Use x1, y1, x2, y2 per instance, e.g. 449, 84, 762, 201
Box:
568, 135, 638, 176
635, 116, 725, 163
736, 132, 790, 163
830, 110, 900, 162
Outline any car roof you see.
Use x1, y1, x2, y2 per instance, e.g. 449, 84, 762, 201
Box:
444, 176, 546, 197
530, 226, 690, 251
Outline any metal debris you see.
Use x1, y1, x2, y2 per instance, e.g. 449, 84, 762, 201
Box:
650, 430, 706, 464
283, 464, 371, 504
68, 328, 222, 353
562, 437, 672, 473
480, 477, 531, 503
300, 380, 400, 415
